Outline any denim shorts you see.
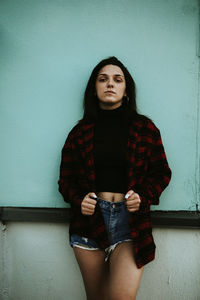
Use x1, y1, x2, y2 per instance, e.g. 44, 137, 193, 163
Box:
70, 197, 133, 260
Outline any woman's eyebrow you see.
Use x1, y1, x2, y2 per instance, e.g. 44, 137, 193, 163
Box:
98, 73, 124, 77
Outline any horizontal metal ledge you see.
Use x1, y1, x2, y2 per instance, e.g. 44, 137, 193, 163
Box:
0, 207, 200, 228
150, 211, 200, 228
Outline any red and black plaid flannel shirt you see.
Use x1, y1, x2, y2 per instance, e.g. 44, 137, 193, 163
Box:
58, 115, 171, 268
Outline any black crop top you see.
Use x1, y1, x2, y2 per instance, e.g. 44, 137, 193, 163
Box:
94, 103, 128, 194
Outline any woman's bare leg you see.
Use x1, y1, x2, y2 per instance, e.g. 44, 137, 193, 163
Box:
109, 242, 144, 300
73, 247, 109, 300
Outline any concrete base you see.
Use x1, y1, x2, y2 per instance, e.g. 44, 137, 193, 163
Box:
0, 222, 200, 300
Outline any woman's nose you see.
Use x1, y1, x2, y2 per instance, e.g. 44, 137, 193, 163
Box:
107, 79, 114, 87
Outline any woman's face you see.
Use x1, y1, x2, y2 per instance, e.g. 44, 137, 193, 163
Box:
95, 64, 126, 110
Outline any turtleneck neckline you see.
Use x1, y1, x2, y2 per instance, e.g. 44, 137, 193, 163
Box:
98, 103, 127, 116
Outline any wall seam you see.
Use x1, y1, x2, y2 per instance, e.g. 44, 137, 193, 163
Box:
195, 0, 200, 211
0, 222, 9, 300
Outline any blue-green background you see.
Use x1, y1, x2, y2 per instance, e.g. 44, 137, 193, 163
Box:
0, 0, 199, 210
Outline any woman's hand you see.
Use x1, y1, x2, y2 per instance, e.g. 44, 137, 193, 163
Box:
125, 190, 141, 212
81, 193, 97, 215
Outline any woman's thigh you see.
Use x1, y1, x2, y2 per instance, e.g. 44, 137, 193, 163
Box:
109, 242, 144, 300
73, 247, 109, 300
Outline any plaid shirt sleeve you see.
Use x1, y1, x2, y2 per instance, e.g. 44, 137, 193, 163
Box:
137, 121, 172, 212
58, 126, 85, 208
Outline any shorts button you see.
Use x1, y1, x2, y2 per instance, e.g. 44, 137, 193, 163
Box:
112, 204, 116, 208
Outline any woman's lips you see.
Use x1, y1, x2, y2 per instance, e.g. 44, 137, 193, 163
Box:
105, 90, 116, 94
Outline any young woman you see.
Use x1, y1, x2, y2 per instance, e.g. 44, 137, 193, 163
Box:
58, 56, 171, 300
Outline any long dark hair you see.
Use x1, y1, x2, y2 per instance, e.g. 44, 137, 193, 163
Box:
82, 56, 138, 123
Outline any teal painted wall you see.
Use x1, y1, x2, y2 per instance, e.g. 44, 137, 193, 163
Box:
0, 0, 199, 210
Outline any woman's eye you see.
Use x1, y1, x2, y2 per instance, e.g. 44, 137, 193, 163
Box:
98, 77, 123, 83
115, 78, 123, 83
98, 78, 106, 82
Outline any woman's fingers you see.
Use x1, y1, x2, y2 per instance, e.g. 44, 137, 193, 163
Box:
126, 200, 141, 212
125, 190, 141, 212
81, 193, 97, 215
82, 200, 96, 211
125, 190, 134, 199
88, 192, 97, 200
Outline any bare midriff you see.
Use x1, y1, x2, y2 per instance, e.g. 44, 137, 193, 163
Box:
97, 191, 125, 202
